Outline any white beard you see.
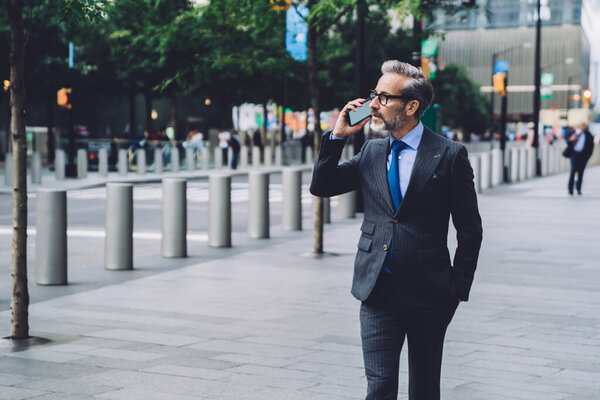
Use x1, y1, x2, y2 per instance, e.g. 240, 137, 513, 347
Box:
370, 118, 386, 132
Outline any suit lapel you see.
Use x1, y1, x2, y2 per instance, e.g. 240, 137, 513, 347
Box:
396, 128, 443, 216
372, 138, 396, 213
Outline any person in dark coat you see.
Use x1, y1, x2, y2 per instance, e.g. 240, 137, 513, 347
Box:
567, 122, 595, 195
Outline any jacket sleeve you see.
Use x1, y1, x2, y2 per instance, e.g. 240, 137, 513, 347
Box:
450, 145, 483, 301
310, 131, 363, 198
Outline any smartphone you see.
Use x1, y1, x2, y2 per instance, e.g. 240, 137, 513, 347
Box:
347, 99, 372, 126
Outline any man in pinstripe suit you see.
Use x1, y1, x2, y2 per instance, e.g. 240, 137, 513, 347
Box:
310, 61, 483, 399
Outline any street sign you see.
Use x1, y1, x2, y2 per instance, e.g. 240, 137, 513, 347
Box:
494, 60, 509, 74
541, 73, 553, 99
421, 39, 438, 79
286, 6, 309, 62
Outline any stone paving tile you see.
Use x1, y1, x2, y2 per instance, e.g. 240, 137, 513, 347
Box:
94, 388, 207, 400
14, 376, 116, 397
82, 328, 203, 347
459, 382, 571, 400
210, 353, 295, 368
303, 382, 363, 399
0, 385, 49, 400
187, 339, 313, 359
141, 364, 232, 380
79, 348, 166, 361
0, 358, 107, 380
3, 348, 89, 363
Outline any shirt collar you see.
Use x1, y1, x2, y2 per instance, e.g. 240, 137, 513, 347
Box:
388, 121, 424, 150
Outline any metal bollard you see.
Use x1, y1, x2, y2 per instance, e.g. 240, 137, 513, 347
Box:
77, 149, 87, 178
468, 154, 481, 193
55, 150, 65, 181
305, 147, 313, 164
137, 149, 146, 175
264, 146, 272, 167
171, 147, 180, 172
214, 147, 223, 169
4, 153, 12, 186
105, 183, 133, 270
518, 147, 527, 181
208, 174, 231, 247
202, 147, 209, 170
248, 171, 269, 239
275, 146, 282, 166
252, 147, 261, 168
31, 152, 42, 184
154, 148, 163, 174
118, 149, 128, 176
98, 148, 108, 177
162, 178, 187, 257
527, 147, 536, 178
337, 191, 356, 219
479, 152, 491, 190
540, 144, 549, 176
240, 146, 249, 168
186, 147, 195, 171
491, 148, 502, 186
509, 148, 519, 183
35, 189, 67, 285
282, 168, 302, 231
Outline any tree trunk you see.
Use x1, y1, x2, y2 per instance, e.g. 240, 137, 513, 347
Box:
128, 86, 136, 140
5, 0, 30, 340
144, 90, 152, 134
307, 9, 323, 255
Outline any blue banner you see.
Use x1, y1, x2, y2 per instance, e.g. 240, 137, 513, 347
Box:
286, 6, 309, 62
494, 60, 509, 74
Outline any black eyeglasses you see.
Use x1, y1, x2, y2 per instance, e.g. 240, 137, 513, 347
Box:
369, 90, 410, 106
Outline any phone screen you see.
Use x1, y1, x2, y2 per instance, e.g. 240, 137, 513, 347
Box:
347, 99, 372, 126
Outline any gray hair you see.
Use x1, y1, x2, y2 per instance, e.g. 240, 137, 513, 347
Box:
381, 60, 434, 117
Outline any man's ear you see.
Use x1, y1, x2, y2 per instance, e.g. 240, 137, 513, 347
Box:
405, 100, 420, 117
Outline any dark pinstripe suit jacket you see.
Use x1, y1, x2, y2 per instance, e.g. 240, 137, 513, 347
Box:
310, 128, 483, 306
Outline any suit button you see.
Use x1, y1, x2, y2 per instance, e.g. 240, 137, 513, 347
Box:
392, 218, 398, 223
383, 244, 389, 251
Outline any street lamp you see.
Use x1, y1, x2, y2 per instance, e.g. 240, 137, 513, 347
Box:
490, 42, 531, 125
541, 57, 573, 72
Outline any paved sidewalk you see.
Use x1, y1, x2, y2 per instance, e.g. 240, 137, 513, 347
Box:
0, 167, 599, 399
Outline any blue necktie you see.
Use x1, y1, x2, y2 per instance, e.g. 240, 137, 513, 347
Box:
385, 140, 406, 273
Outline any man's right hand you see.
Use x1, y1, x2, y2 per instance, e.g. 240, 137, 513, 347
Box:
331, 98, 371, 139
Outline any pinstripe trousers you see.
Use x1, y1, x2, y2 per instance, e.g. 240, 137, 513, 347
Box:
360, 273, 458, 400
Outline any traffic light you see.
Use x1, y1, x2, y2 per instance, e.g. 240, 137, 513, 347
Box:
270, 0, 291, 11
582, 89, 592, 105
493, 72, 506, 96
57, 87, 72, 109
3, 80, 9, 92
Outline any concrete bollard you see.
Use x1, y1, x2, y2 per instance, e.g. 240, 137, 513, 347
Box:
468, 154, 481, 193
162, 178, 187, 258
31, 152, 42, 184
208, 174, 231, 247
305, 147, 313, 164
186, 148, 195, 171
527, 147, 536, 178
171, 147, 180, 172
154, 148, 163, 174
98, 148, 108, 177
35, 189, 67, 285
248, 171, 269, 239
252, 147, 261, 168
491, 148, 502, 186
518, 147, 527, 181
323, 197, 331, 224
105, 183, 133, 270
509, 148, 519, 183
4, 153, 12, 186
118, 149, 128, 176
282, 168, 302, 231
214, 147, 223, 169
264, 146, 272, 167
202, 147, 209, 170
55, 150, 65, 181
275, 146, 282, 166
77, 149, 87, 178
479, 152, 491, 190
540, 144, 549, 176
338, 191, 356, 219
137, 149, 146, 175
240, 146, 249, 168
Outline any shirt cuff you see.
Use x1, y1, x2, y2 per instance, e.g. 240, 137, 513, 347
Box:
329, 133, 345, 140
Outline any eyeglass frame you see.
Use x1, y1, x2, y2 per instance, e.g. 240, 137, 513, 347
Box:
369, 89, 411, 106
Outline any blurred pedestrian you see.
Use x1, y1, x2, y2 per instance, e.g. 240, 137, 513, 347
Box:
566, 122, 595, 195
229, 131, 241, 170
252, 129, 264, 162
310, 60, 482, 400
218, 128, 231, 166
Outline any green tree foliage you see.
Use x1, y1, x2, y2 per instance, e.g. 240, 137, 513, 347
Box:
432, 63, 489, 134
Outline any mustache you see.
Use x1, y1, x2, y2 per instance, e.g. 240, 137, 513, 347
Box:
371, 112, 384, 119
